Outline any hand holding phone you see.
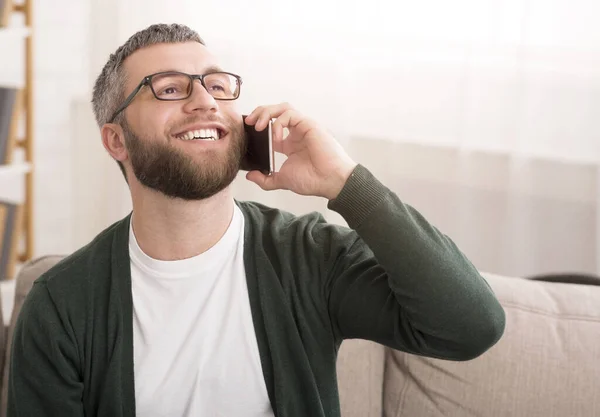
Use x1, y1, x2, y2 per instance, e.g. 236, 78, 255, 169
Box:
240, 114, 274, 175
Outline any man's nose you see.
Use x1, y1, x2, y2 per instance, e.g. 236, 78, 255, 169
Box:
182, 79, 217, 113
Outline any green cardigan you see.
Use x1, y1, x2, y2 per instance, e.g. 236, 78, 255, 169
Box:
8, 165, 505, 417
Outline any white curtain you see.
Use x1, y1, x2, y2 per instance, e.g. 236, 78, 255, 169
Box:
73, 0, 600, 277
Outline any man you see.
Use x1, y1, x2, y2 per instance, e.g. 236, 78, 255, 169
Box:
8, 23, 505, 417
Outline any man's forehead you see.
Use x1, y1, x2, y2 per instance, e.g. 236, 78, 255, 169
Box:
124, 42, 218, 83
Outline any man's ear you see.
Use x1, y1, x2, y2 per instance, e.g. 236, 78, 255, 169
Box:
101, 123, 128, 163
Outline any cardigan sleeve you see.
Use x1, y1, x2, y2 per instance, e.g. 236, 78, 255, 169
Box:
322, 164, 505, 360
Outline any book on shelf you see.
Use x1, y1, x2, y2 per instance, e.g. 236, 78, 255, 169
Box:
0, 199, 22, 280
0, 86, 19, 164
0, 0, 12, 28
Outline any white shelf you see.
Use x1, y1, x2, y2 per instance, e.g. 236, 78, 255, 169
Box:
0, 162, 30, 203
0, 26, 28, 88
0, 26, 30, 42
0, 162, 30, 177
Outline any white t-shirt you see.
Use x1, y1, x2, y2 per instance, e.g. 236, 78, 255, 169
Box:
129, 206, 274, 417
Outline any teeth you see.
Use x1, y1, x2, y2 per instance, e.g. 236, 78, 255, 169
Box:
177, 128, 220, 141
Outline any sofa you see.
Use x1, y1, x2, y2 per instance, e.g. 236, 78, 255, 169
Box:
1, 256, 599, 416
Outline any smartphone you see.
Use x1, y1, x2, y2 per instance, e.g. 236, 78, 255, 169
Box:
240, 115, 274, 175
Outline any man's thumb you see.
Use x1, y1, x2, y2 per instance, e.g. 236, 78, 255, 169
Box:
246, 171, 281, 191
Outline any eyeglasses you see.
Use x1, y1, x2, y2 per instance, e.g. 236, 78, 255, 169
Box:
108, 70, 243, 123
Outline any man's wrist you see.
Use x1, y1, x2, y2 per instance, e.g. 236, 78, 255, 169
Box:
324, 163, 358, 200
327, 164, 389, 229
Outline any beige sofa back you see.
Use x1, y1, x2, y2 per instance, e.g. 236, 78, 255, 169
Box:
383, 272, 600, 417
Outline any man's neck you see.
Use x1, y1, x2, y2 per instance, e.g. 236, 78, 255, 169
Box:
130, 185, 236, 261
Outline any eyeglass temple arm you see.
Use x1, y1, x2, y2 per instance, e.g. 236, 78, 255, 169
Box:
108, 80, 147, 123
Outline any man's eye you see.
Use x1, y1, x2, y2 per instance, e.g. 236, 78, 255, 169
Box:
160, 87, 178, 95
210, 84, 225, 92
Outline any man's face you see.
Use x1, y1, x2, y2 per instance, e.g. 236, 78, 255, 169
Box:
119, 42, 244, 200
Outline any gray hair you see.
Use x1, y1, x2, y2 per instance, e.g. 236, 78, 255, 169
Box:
91, 23, 205, 179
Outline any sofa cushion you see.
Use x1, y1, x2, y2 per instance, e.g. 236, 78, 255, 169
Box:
383, 272, 600, 417
0, 255, 65, 417
336, 339, 385, 417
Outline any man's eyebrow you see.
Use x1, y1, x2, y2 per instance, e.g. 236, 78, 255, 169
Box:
202, 65, 226, 74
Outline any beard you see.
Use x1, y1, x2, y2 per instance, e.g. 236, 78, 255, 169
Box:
122, 117, 245, 201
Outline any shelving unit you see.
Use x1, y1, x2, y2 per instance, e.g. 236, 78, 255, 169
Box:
0, 0, 34, 278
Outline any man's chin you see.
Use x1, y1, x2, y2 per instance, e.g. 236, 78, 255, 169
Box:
134, 157, 242, 201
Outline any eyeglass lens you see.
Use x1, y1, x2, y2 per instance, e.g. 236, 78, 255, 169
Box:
151, 72, 240, 100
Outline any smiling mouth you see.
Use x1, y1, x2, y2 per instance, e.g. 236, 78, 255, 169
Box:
175, 128, 225, 141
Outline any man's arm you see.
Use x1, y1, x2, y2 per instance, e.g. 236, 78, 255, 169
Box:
322, 164, 505, 360
243, 103, 505, 360
8, 281, 84, 416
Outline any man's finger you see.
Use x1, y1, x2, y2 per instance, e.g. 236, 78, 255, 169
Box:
244, 106, 264, 125
245, 171, 284, 191
248, 102, 293, 131
272, 132, 285, 154
272, 109, 313, 139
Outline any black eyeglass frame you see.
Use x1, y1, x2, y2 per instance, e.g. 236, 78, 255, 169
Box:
108, 70, 243, 123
